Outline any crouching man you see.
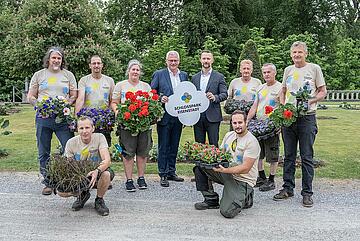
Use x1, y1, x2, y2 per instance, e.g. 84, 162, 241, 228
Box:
64, 116, 114, 216
193, 110, 260, 218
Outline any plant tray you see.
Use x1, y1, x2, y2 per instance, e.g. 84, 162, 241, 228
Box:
194, 160, 230, 169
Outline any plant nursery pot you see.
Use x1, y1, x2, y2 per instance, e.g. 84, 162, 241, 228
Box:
195, 161, 230, 169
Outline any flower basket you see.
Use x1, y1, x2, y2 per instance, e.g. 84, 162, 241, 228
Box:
247, 118, 278, 141
267, 103, 298, 128
116, 90, 164, 136
183, 142, 232, 168
224, 99, 254, 115
76, 107, 115, 132
47, 154, 97, 198
34, 96, 76, 130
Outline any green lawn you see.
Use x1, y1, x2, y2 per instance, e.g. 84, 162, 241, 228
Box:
0, 104, 359, 179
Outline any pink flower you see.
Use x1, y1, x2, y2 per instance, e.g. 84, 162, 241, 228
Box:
63, 107, 70, 116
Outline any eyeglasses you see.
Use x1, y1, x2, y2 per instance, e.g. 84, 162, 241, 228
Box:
167, 60, 179, 63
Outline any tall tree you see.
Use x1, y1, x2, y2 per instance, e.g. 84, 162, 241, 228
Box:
3, 0, 123, 93
105, 0, 182, 50
238, 39, 262, 80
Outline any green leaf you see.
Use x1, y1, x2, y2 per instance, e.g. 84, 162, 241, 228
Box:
1, 119, 9, 129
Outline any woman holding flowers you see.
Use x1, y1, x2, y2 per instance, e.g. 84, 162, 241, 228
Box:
27, 46, 77, 195
111, 59, 152, 192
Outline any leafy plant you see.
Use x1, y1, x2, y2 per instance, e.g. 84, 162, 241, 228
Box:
0, 118, 11, 135
290, 81, 312, 115
268, 103, 298, 128
183, 141, 232, 164
116, 89, 164, 136
77, 107, 115, 132
224, 99, 254, 115
47, 154, 97, 196
247, 118, 277, 140
34, 96, 76, 130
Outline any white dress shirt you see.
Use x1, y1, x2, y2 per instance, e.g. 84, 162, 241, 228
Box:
168, 68, 180, 91
200, 68, 212, 92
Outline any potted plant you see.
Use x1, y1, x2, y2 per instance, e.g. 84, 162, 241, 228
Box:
47, 154, 97, 197
266, 103, 298, 128
184, 142, 232, 169
116, 90, 164, 136
247, 118, 278, 140
76, 107, 115, 133
224, 99, 254, 115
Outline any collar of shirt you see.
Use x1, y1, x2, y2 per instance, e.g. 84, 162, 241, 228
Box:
201, 68, 212, 77
168, 68, 180, 90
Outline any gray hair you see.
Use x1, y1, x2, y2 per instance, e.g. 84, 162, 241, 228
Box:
77, 116, 94, 127
166, 51, 180, 61
125, 59, 143, 77
43, 46, 66, 69
262, 63, 277, 72
291, 41, 308, 53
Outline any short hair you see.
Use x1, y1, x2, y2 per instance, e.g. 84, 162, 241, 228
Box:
200, 50, 213, 56
231, 110, 247, 123
43, 46, 66, 69
125, 59, 143, 76
262, 63, 277, 72
291, 41, 308, 53
89, 55, 102, 64
240, 59, 253, 70
166, 51, 180, 61
77, 116, 94, 127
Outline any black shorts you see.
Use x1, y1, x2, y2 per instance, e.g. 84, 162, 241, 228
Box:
96, 167, 115, 182
259, 134, 280, 163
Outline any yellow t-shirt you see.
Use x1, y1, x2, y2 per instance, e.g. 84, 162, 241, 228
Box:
220, 131, 260, 187
78, 74, 115, 108
282, 63, 326, 113
228, 77, 262, 101
112, 80, 151, 104
64, 133, 108, 163
29, 68, 77, 101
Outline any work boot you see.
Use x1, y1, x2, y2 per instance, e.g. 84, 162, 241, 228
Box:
94, 197, 109, 216
72, 191, 91, 211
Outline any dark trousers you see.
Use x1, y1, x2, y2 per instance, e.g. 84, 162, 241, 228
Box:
282, 115, 318, 196
35, 117, 73, 186
194, 166, 254, 218
157, 117, 182, 177
194, 113, 220, 147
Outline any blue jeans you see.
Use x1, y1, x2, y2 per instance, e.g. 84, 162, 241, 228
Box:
281, 115, 318, 196
35, 117, 73, 186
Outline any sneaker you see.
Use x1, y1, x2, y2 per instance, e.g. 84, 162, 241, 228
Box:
254, 177, 267, 188
137, 177, 148, 190
95, 197, 109, 216
259, 180, 276, 192
243, 189, 254, 209
125, 179, 136, 192
42, 186, 53, 195
194, 201, 220, 210
273, 189, 294, 201
72, 191, 91, 211
302, 195, 313, 207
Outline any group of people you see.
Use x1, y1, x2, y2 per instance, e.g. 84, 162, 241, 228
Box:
27, 40, 327, 218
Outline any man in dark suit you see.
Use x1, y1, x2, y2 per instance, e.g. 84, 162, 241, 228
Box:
151, 51, 189, 187
192, 50, 228, 147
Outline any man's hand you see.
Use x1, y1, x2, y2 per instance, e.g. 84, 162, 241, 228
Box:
161, 95, 169, 103
87, 169, 99, 189
206, 92, 215, 102
213, 164, 226, 173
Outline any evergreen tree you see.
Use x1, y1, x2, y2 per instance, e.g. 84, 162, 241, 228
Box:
238, 40, 262, 80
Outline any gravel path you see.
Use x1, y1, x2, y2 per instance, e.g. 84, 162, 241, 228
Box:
1, 172, 360, 241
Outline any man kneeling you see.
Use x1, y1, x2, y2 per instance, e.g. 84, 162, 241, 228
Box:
64, 116, 114, 216
194, 110, 260, 218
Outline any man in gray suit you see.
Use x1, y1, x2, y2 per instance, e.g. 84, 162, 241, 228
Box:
191, 50, 228, 147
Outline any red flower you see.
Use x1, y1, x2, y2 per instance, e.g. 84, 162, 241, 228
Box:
125, 92, 134, 100
152, 94, 159, 101
265, 105, 274, 114
128, 104, 137, 112
283, 109, 293, 119
135, 90, 143, 96
151, 89, 157, 94
143, 101, 149, 106
136, 99, 143, 106
143, 92, 150, 98
124, 112, 131, 120
141, 108, 149, 116
130, 95, 137, 102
